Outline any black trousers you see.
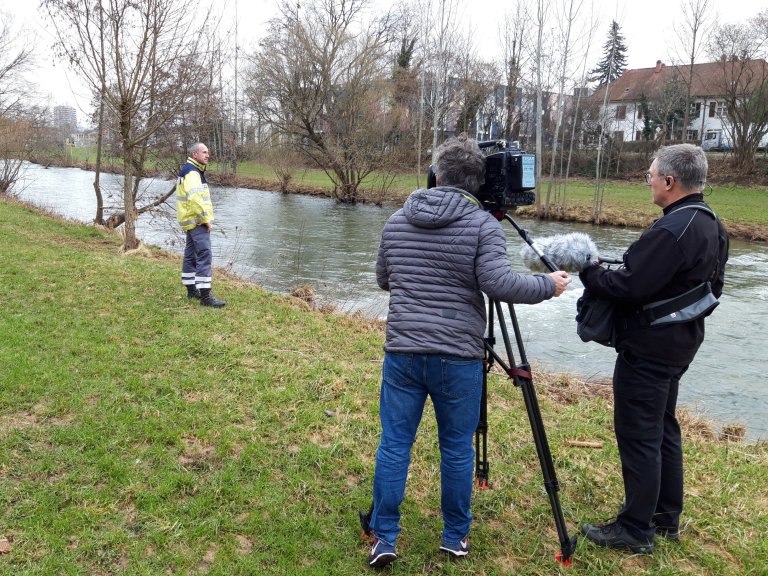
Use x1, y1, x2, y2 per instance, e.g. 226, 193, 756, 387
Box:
612, 350, 688, 540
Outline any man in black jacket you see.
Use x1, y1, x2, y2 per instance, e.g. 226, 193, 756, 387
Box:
579, 144, 729, 554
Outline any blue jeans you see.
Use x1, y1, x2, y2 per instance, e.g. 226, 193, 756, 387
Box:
371, 352, 482, 546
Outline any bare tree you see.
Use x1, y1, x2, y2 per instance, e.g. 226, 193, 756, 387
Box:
0, 117, 31, 195
384, 3, 423, 184
390, 23, 420, 159
419, 0, 466, 158
669, 0, 714, 142
647, 73, 689, 141
592, 22, 623, 222
246, 0, 396, 202
0, 12, 35, 194
499, 4, 530, 141
44, 1, 111, 224
707, 10, 768, 170
44, 0, 215, 249
560, 5, 600, 186
533, 0, 546, 211
543, 0, 586, 216
453, 56, 499, 137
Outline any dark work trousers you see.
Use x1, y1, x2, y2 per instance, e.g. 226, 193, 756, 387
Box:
613, 350, 688, 540
181, 225, 213, 289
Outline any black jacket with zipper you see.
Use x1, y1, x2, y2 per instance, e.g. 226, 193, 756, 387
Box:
579, 194, 729, 366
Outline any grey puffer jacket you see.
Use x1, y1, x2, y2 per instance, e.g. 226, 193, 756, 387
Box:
376, 187, 556, 359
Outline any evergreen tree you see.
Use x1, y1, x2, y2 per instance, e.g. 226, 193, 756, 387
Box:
589, 20, 628, 86
396, 37, 417, 70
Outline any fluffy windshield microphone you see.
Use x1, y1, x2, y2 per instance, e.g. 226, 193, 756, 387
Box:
520, 232, 599, 272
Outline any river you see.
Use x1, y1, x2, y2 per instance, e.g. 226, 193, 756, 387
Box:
14, 163, 768, 440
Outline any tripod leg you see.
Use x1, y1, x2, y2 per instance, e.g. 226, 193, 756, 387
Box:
486, 299, 577, 565
476, 298, 497, 489
359, 503, 374, 542
475, 361, 490, 489
516, 367, 577, 565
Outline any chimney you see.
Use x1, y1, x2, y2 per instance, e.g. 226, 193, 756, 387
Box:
655, 60, 664, 72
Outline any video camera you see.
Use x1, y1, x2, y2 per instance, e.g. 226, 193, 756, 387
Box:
428, 139, 537, 212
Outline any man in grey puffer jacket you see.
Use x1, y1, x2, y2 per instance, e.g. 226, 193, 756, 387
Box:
367, 137, 571, 568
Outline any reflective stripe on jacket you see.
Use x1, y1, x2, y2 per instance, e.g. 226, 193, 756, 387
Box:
176, 158, 214, 231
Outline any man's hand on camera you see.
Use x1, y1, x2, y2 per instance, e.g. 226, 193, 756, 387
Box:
548, 271, 571, 297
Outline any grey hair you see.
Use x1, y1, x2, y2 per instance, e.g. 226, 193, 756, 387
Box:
433, 136, 486, 195
654, 143, 708, 191
189, 142, 206, 156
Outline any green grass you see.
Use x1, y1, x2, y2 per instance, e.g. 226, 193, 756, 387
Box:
1, 197, 766, 575
65, 147, 423, 194
533, 178, 768, 227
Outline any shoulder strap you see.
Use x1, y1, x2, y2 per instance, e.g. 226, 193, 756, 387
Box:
668, 203, 716, 219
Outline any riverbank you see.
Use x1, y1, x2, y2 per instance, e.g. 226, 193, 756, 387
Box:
194, 169, 768, 242
37, 157, 768, 242
1, 196, 766, 575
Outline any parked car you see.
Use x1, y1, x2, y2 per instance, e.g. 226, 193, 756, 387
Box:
702, 130, 732, 151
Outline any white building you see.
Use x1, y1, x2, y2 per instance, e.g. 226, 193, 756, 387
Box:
53, 105, 78, 131
590, 59, 768, 150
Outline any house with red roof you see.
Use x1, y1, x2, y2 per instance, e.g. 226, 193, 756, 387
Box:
589, 58, 768, 151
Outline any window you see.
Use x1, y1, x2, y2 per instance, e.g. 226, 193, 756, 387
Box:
613, 130, 624, 142
636, 106, 643, 119
716, 101, 727, 117
687, 130, 699, 141
635, 131, 643, 141
690, 103, 701, 117
709, 101, 727, 118
616, 105, 627, 120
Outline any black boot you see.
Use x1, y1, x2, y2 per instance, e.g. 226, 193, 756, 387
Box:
200, 288, 225, 308
581, 521, 654, 554
186, 285, 201, 300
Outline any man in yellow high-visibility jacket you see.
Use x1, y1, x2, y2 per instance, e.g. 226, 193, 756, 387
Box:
176, 142, 225, 308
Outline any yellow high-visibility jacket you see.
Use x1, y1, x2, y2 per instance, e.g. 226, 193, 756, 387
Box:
176, 157, 214, 231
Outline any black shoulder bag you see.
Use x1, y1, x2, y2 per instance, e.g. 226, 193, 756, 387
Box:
576, 203, 721, 348
575, 289, 616, 347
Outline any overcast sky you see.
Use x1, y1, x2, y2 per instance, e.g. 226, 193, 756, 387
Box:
2, 0, 765, 124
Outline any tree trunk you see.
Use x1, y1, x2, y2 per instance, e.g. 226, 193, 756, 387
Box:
534, 0, 544, 214
93, 95, 106, 225
121, 141, 139, 250
734, 146, 755, 172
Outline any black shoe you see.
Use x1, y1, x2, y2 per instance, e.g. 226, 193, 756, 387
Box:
655, 525, 680, 541
187, 288, 201, 300
200, 294, 226, 308
581, 521, 654, 554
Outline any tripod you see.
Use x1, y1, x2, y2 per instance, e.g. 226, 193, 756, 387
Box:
360, 212, 577, 566
474, 213, 577, 565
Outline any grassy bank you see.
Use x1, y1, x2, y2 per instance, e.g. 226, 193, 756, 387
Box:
225, 167, 768, 241
59, 147, 768, 241
1, 197, 766, 575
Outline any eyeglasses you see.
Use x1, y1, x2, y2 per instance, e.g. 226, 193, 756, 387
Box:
644, 171, 665, 184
